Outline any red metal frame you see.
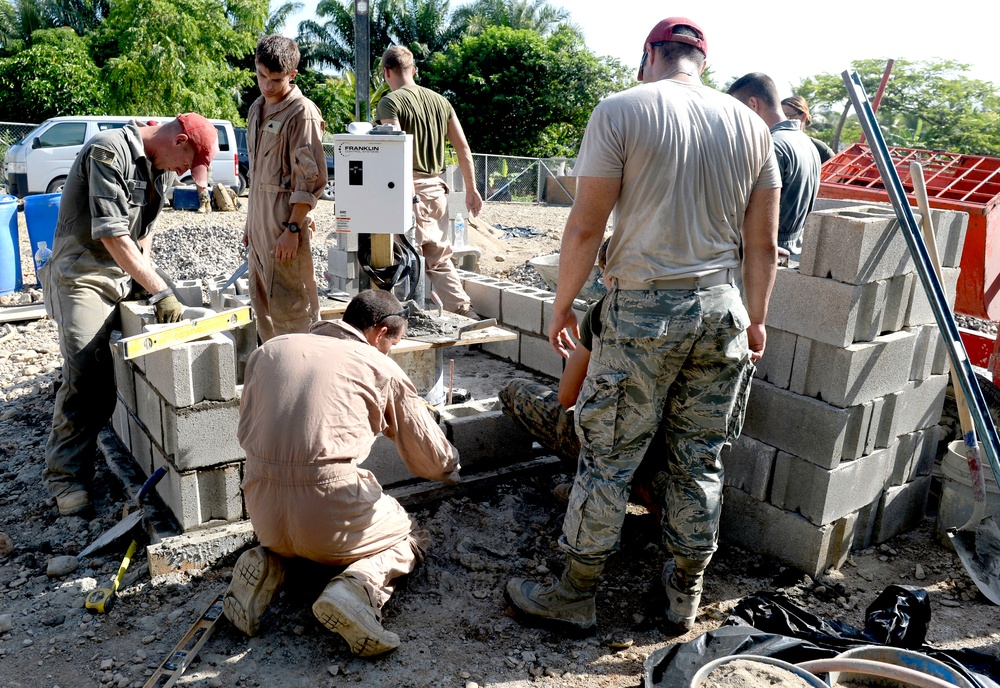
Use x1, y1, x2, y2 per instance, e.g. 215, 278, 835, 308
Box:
819, 144, 1000, 383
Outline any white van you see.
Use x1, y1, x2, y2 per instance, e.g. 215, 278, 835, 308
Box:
3, 115, 240, 198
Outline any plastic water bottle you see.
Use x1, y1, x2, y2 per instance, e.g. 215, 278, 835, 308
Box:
454, 213, 467, 247
34, 241, 51, 270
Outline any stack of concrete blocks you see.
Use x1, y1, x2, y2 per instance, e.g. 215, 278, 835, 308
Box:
110, 301, 249, 532
721, 201, 969, 577
456, 269, 591, 381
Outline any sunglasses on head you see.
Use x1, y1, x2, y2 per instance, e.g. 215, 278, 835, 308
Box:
377, 306, 410, 325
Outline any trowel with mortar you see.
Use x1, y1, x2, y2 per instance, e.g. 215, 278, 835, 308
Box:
402, 296, 496, 344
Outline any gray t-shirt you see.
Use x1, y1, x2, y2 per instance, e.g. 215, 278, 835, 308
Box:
574, 79, 780, 283
771, 119, 821, 255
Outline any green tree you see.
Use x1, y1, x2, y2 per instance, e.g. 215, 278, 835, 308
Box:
0, 0, 53, 54
451, 0, 572, 37
0, 26, 104, 120
96, 0, 267, 120
795, 58, 1000, 157
422, 25, 629, 157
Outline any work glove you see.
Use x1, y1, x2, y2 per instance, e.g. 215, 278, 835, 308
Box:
154, 295, 185, 323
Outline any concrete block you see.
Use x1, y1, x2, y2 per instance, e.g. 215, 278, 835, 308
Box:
152, 446, 243, 531
542, 297, 589, 340
789, 329, 916, 408
872, 375, 949, 446
908, 326, 935, 380
134, 372, 164, 449
482, 335, 519, 362
930, 329, 949, 375
144, 333, 237, 409
879, 273, 912, 335
771, 449, 891, 526
851, 500, 879, 551
721, 486, 856, 578
765, 267, 887, 348
234, 277, 249, 296
450, 246, 481, 273
173, 279, 204, 308
930, 209, 969, 269
865, 396, 886, 454
888, 425, 941, 486
127, 411, 153, 477
147, 521, 256, 580
520, 334, 563, 380
112, 396, 130, 448
207, 277, 237, 311
743, 380, 870, 469
721, 435, 777, 501
441, 398, 535, 469
328, 247, 357, 279
905, 267, 960, 326
222, 294, 257, 384
873, 475, 932, 543
110, 331, 136, 412
798, 206, 913, 285
754, 328, 796, 390
501, 286, 548, 335
463, 277, 501, 320
335, 231, 359, 252
391, 349, 440, 397
119, 300, 155, 339
161, 398, 244, 471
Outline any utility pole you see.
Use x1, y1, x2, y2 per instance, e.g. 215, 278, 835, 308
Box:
354, 0, 370, 123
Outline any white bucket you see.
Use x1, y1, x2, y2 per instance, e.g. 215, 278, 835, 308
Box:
936, 439, 1000, 545
690, 655, 827, 688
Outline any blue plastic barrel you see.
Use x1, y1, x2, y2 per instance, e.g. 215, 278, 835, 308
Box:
23, 192, 61, 279
0, 194, 21, 295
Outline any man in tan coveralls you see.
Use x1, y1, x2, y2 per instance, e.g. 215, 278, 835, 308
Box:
245, 34, 327, 341
377, 45, 483, 317
222, 290, 461, 657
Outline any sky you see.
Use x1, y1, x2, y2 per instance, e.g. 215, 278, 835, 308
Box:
283, 0, 1000, 97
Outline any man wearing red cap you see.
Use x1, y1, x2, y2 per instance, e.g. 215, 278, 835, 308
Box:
505, 18, 781, 635
40, 114, 219, 516
244, 35, 328, 342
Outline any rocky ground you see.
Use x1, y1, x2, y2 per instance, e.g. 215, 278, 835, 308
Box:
1, 201, 1000, 688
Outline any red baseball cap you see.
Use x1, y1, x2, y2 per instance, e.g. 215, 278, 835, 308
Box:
638, 17, 708, 80
176, 113, 219, 188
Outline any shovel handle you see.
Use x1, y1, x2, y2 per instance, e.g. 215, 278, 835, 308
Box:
137, 467, 167, 504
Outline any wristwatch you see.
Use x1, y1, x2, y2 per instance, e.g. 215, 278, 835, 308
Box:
282, 221, 301, 234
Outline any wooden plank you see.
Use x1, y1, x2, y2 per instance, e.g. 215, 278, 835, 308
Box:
390, 325, 517, 353
0, 303, 46, 323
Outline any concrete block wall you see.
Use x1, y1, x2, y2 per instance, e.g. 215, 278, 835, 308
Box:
720, 202, 969, 576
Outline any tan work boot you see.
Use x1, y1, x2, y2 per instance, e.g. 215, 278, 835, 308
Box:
552, 482, 572, 507
662, 556, 709, 634
312, 575, 400, 657
505, 558, 602, 633
223, 547, 285, 636
55, 488, 91, 517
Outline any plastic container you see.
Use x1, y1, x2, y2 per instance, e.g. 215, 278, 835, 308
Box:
172, 187, 201, 211
34, 241, 51, 270
827, 645, 975, 688
936, 439, 1000, 545
23, 192, 61, 277
453, 212, 467, 247
0, 194, 21, 295
690, 654, 827, 688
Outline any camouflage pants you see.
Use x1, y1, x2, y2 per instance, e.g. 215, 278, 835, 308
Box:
560, 284, 754, 566
498, 379, 579, 465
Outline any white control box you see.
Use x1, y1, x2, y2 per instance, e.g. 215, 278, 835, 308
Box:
332, 131, 413, 234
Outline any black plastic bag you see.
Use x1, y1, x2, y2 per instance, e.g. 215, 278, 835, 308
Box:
863, 584, 931, 648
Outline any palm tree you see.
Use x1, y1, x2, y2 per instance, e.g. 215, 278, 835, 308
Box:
265, 0, 303, 35
47, 0, 109, 34
451, 0, 572, 37
0, 0, 52, 54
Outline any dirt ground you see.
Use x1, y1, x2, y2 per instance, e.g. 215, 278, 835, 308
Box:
1, 201, 999, 688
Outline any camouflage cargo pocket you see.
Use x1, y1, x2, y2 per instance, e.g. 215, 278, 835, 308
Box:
727, 360, 755, 441
575, 371, 629, 457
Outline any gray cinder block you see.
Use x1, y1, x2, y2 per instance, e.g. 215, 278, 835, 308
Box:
482, 335, 519, 363
112, 396, 130, 448
754, 328, 797, 390
721, 486, 856, 579
799, 206, 914, 285
161, 398, 244, 471
887, 425, 941, 486
463, 277, 501, 319
880, 273, 913, 335
766, 267, 887, 348
222, 294, 258, 385
519, 334, 564, 380
930, 208, 969, 269
173, 279, 204, 308
207, 277, 237, 311
873, 475, 932, 544
328, 247, 357, 279
152, 446, 243, 531
871, 374, 949, 447
134, 372, 164, 449
743, 380, 870, 469
441, 398, 534, 469
109, 331, 136, 412
501, 286, 548, 334
721, 435, 777, 501
789, 329, 916, 408
770, 448, 891, 526
143, 333, 236, 409
127, 411, 153, 477
907, 325, 947, 381
905, 267, 960, 326
119, 300, 156, 343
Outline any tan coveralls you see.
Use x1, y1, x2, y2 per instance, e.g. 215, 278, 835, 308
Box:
237, 320, 460, 611
246, 85, 327, 342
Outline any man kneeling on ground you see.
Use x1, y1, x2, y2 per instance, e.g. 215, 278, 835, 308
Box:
223, 290, 461, 657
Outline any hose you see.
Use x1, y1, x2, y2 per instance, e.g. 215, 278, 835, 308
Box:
797, 658, 961, 688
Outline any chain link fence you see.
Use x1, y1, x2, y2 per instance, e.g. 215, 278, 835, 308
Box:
472, 153, 576, 204
0, 122, 38, 187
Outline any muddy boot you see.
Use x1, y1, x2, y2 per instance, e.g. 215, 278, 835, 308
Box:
197, 187, 212, 214
552, 482, 573, 507
312, 575, 400, 657
505, 558, 602, 633
223, 547, 285, 636
662, 555, 710, 634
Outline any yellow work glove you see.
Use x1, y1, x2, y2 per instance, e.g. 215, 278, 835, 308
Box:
154, 295, 185, 323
